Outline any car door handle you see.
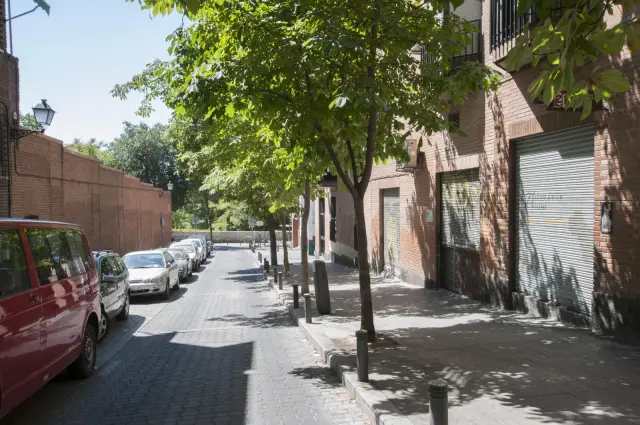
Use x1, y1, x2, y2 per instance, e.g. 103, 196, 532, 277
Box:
29, 295, 41, 304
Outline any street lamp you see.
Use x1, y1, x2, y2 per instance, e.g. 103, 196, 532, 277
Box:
13, 99, 56, 140
167, 182, 174, 191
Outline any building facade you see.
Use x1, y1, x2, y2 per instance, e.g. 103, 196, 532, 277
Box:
358, 1, 640, 335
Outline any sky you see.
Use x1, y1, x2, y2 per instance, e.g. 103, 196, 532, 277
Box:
8, 0, 183, 144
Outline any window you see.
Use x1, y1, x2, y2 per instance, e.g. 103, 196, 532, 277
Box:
27, 229, 60, 285
330, 196, 337, 242
0, 229, 31, 298
163, 252, 174, 265
65, 230, 92, 275
124, 253, 165, 269
115, 257, 127, 276
168, 250, 186, 260
101, 256, 118, 279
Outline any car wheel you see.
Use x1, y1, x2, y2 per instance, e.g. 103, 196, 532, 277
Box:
98, 306, 108, 341
174, 277, 180, 289
162, 278, 171, 300
68, 323, 97, 379
116, 292, 130, 321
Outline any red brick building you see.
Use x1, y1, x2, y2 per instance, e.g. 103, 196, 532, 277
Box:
0, 1, 171, 255
307, 4, 640, 336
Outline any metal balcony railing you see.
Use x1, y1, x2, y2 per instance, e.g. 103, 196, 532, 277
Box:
422, 19, 483, 71
490, 0, 567, 50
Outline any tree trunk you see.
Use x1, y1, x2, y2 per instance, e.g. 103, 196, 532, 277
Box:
300, 178, 311, 293
281, 214, 289, 275
353, 192, 375, 342
267, 214, 278, 267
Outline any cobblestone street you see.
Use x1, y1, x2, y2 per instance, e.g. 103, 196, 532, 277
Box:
1, 246, 367, 425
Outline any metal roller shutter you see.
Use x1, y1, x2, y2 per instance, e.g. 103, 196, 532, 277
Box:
516, 125, 594, 315
382, 189, 400, 276
440, 169, 481, 291
441, 169, 481, 250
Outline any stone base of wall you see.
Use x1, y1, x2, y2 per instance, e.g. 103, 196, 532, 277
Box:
511, 292, 591, 328
592, 291, 640, 341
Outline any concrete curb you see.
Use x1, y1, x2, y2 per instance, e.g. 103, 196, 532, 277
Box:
250, 251, 413, 425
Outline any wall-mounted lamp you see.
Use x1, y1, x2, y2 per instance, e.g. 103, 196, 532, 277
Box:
167, 182, 174, 191
13, 99, 56, 139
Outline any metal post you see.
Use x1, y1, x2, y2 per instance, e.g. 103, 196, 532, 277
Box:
278, 272, 283, 290
429, 380, 448, 425
264, 259, 270, 273
356, 330, 369, 382
258, 252, 262, 263
292, 284, 299, 308
304, 294, 312, 323
273, 268, 278, 283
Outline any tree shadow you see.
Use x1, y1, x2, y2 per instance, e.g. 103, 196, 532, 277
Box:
206, 311, 296, 328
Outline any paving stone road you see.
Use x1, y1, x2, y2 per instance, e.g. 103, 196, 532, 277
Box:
1, 246, 368, 425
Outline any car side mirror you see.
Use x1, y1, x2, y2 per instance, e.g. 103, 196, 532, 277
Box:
102, 275, 117, 284
0, 268, 16, 294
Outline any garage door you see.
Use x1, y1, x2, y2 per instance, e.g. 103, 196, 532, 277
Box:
440, 169, 481, 291
382, 188, 400, 276
516, 125, 594, 315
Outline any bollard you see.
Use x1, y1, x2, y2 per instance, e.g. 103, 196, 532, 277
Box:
258, 252, 262, 263
429, 380, 448, 425
292, 284, 299, 308
278, 272, 283, 290
303, 293, 312, 323
264, 259, 270, 273
273, 268, 278, 283
356, 330, 369, 382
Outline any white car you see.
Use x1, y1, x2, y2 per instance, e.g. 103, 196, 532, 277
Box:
123, 250, 180, 299
171, 241, 200, 269
185, 238, 206, 263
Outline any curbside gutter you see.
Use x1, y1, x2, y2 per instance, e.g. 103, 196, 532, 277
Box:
252, 251, 413, 425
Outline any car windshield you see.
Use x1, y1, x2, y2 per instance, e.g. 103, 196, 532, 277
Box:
123, 253, 164, 269
167, 250, 186, 260
188, 239, 202, 248
173, 244, 195, 253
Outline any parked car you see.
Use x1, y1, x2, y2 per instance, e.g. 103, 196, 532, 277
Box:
0, 219, 100, 419
170, 240, 199, 270
123, 250, 180, 299
185, 238, 206, 263
166, 247, 192, 281
189, 235, 212, 257
92, 250, 130, 340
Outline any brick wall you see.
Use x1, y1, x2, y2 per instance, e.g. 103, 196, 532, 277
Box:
10, 133, 172, 255
362, 3, 640, 333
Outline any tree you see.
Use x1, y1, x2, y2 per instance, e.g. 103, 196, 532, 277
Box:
19, 113, 40, 130
108, 121, 181, 192
116, 0, 496, 341
506, 0, 639, 118
66, 138, 115, 165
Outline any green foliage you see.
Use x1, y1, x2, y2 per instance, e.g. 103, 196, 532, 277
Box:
19, 113, 40, 131
109, 122, 176, 187
505, 0, 639, 117
66, 138, 115, 165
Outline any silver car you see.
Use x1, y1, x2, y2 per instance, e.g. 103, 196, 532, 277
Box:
123, 250, 180, 299
166, 247, 192, 281
185, 238, 206, 263
170, 241, 199, 269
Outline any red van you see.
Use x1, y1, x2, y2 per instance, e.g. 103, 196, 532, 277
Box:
0, 219, 100, 419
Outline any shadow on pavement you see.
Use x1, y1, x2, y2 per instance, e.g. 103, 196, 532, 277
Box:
207, 311, 295, 329
1, 332, 253, 425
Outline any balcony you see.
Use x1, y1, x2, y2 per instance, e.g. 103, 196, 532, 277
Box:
490, 0, 566, 62
422, 19, 484, 72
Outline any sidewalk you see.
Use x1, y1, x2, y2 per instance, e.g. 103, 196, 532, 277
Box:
256, 246, 640, 425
